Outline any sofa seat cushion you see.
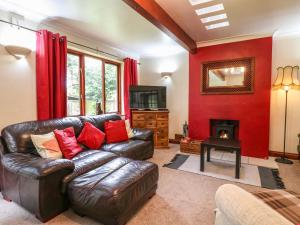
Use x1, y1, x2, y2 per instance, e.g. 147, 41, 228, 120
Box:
67, 157, 159, 225
62, 150, 117, 191
100, 140, 151, 160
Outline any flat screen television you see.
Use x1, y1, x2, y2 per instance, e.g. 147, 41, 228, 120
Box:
129, 85, 166, 110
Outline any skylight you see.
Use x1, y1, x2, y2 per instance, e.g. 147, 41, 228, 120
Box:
201, 13, 227, 23
195, 4, 224, 16
205, 21, 229, 30
188, 0, 214, 6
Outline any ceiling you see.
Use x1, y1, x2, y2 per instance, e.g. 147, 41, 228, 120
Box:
1, 0, 300, 58
0, 0, 184, 58
156, 0, 300, 45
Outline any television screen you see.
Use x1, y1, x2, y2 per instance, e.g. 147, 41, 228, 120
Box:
130, 85, 166, 109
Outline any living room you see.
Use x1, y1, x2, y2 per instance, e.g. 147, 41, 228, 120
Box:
0, 0, 299, 225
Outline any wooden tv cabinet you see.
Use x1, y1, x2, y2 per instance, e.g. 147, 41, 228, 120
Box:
131, 110, 169, 149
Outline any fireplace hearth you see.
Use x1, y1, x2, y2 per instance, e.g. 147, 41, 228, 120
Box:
210, 119, 239, 140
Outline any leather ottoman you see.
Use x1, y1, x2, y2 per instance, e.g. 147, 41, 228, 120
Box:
67, 157, 159, 225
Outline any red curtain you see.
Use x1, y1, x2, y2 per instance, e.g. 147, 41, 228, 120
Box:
36, 30, 67, 120
124, 58, 138, 120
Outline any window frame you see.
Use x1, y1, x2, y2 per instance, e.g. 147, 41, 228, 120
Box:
67, 49, 121, 116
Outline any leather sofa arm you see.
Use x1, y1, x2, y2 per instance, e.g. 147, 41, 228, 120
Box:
0, 138, 5, 158
131, 128, 154, 142
1, 153, 74, 179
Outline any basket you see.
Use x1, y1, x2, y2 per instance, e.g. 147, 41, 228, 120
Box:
180, 140, 202, 155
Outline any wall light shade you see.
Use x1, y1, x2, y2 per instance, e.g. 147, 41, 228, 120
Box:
161, 72, 172, 79
273, 66, 300, 90
5, 45, 32, 59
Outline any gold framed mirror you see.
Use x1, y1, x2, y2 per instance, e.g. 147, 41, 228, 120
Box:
201, 57, 255, 94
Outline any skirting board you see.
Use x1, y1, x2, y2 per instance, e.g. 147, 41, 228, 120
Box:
269, 151, 299, 160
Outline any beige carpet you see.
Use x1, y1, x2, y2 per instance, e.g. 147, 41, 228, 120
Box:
0, 144, 299, 225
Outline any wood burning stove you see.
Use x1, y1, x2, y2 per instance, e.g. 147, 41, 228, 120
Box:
210, 119, 239, 140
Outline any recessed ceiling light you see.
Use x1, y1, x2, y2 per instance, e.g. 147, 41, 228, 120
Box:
201, 13, 227, 23
188, 0, 214, 6
205, 21, 229, 30
195, 4, 224, 16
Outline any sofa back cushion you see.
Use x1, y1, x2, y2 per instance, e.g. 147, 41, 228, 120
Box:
1, 117, 83, 154
79, 114, 121, 132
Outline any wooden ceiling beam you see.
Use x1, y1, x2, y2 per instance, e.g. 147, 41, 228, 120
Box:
123, 0, 197, 54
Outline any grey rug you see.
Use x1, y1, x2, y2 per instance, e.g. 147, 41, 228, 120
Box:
164, 153, 285, 189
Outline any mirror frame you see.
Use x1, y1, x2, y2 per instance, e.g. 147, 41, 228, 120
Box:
201, 57, 255, 95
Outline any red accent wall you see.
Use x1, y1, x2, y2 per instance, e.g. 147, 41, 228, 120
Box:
189, 37, 272, 158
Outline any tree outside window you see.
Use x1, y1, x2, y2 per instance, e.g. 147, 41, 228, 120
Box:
66, 51, 120, 116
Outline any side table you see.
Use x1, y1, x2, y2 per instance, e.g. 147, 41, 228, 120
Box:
200, 137, 241, 179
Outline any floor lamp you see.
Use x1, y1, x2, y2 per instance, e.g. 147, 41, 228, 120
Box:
273, 66, 300, 164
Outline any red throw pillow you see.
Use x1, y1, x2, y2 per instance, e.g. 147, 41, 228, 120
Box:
77, 122, 105, 149
54, 127, 83, 159
105, 120, 129, 144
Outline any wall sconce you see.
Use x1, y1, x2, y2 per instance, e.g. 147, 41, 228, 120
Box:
161, 72, 172, 79
5, 45, 32, 59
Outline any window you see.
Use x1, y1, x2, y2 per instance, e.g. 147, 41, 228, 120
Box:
105, 63, 119, 113
85, 56, 102, 116
67, 54, 81, 116
67, 50, 120, 116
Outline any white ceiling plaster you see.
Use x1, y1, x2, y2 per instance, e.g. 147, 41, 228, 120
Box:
1, 0, 300, 58
0, 0, 185, 59
156, 0, 300, 45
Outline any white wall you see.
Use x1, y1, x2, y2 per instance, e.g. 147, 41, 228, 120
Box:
270, 32, 300, 154
139, 52, 189, 139
0, 11, 131, 131
0, 21, 37, 131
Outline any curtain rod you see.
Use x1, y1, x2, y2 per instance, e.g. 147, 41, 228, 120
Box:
0, 18, 126, 61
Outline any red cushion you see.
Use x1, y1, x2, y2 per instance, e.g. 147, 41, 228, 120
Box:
54, 127, 83, 159
105, 120, 129, 144
77, 122, 105, 149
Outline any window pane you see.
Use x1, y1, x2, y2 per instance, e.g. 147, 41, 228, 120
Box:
67, 54, 81, 116
85, 56, 102, 116
105, 64, 118, 112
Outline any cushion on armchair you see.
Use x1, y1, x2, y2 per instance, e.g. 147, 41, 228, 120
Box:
215, 184, 294, 225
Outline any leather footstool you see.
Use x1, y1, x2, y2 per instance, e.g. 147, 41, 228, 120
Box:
67, 157, 159, 225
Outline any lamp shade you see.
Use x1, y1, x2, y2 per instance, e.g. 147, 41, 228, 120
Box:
4, 45, 31, 59
161, 72, 172, 79
273, 66, 300, 90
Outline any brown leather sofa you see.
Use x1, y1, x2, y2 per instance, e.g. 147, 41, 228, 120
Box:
0, 114, 157, 224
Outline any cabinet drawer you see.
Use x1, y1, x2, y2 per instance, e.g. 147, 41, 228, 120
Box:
156, 139, 169, 147
157, 114, 168, 121
157, 128, 168, 139
145, 120, 156, 128
145, 113, 156, 120
132, 113, 145, 121
132, 120, 145, 128
157, 120, 168, 128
